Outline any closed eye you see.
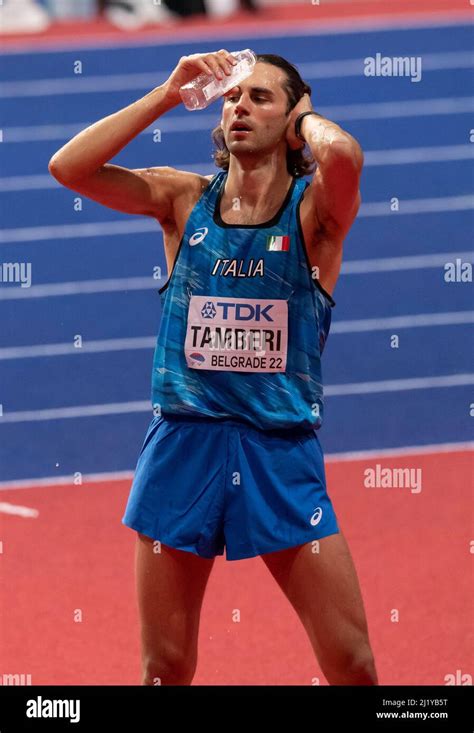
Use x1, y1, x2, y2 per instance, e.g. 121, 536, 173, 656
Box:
226, 95, 267, 102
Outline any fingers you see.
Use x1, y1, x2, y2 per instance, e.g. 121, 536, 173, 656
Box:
201, 50, 238, 80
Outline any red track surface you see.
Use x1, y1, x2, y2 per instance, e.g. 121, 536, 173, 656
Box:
1, 450, 472, 685
0, 0, 471, 50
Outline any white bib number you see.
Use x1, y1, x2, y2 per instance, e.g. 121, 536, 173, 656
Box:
184, 295, 288, 373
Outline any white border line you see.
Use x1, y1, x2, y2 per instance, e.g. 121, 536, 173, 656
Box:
0, 470, 135, 490
0, 442, 471, 490
325, 441, 474, 462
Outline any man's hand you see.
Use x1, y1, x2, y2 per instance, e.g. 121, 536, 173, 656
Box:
285, 93, 313, 151
163, 50, 237, 107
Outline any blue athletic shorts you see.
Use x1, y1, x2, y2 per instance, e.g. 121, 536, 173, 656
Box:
122, 413, 339, 561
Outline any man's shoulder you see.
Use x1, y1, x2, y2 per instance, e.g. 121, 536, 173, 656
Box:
150, 166, 215, 192
157, 168, 218, 230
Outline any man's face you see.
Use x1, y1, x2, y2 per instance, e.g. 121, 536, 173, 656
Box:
220, 62, 290, 157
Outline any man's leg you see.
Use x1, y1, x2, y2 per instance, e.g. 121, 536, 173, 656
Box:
261, 532, 378, 685
136, 533, 215, 685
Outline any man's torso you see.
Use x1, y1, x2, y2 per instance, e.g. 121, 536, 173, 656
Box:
159, 171, 334, 293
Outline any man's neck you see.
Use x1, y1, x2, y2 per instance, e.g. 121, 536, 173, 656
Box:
224, 157, 293, 210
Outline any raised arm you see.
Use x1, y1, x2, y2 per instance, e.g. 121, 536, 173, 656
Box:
48, 50, 238, 224
286, 95, 363, 294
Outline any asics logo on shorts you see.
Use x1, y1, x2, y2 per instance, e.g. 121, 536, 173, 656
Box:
310, 507, 323, 526
189, 227, 209, 246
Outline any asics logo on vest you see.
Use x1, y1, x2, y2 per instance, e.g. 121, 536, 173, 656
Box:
310, 507, 323, 526
189, 227, 209, 246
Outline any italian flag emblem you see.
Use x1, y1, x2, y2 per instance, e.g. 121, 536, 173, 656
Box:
266, 235, 290, 251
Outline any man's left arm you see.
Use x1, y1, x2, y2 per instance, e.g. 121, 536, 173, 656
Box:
287, 95, 364, 292
299, 110, 363, 234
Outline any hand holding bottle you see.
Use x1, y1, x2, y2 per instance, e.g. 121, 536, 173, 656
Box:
163, 49, 257, 110
163, 50, 238, 108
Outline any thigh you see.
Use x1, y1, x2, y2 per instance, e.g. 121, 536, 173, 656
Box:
123, 417, 227, 559
261, 532, 371, 663
135, 533, 215, 664
225, 426, 338, 559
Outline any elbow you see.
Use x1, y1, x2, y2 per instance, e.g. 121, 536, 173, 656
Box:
346, 137, 364, 172
48, 155, 79, 186
330, 136, 364, 174
351, 140, 364, 171
48, 155, 67, 184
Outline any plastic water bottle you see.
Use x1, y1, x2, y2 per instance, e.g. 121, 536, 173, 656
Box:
179, 49, 257, 111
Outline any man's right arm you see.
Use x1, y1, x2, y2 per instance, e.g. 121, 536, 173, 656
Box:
48, 84, 182, 222
48, 50, 236, 224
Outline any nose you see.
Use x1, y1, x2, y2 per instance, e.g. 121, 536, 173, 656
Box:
234, 92, 251, 116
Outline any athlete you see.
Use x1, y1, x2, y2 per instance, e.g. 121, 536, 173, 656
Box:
49, 50, 378, 686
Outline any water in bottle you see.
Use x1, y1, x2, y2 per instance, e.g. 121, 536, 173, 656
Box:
179, 49, 257, 111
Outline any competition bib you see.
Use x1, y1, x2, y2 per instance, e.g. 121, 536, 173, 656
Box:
184, 295, 288, 372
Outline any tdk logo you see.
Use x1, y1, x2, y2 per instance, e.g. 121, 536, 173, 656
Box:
201, 302, 217, 319
200, 301, 274, 321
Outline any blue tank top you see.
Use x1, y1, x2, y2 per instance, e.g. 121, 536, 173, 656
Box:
151, 170, 335, 431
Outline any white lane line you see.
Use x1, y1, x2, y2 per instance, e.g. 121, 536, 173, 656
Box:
341, 251, 474, 274
2, 97, 473, 143
0, 502, 39, 517
2, 51, 472, 97
0, 441, 472, 491
0, 174, 59, 191
325, 373, 474, 396
360, 195, 474, 217
0, 337, 156, 360
0, 12, 471, 55
331, 97, 474, 120
325, 441, 474, 462
0, 276, 159, 300
0, 401, 150, 423
0, 374, 472, 423
0, 312, 472, 360
1, 195, 472, 244
0, 219, 158, 243
331, 311, 474, 334
0, 471, 134, 490
364, 144, 474, 166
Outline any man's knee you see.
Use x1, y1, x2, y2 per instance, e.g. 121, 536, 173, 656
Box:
142, 645, 196, 685
321, 642, 378, 685
345, 646, 378, 685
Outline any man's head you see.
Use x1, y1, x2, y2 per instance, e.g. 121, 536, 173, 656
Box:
212, 54, 316, 178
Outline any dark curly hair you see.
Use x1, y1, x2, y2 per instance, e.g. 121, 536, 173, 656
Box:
211, 53, 316, 179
